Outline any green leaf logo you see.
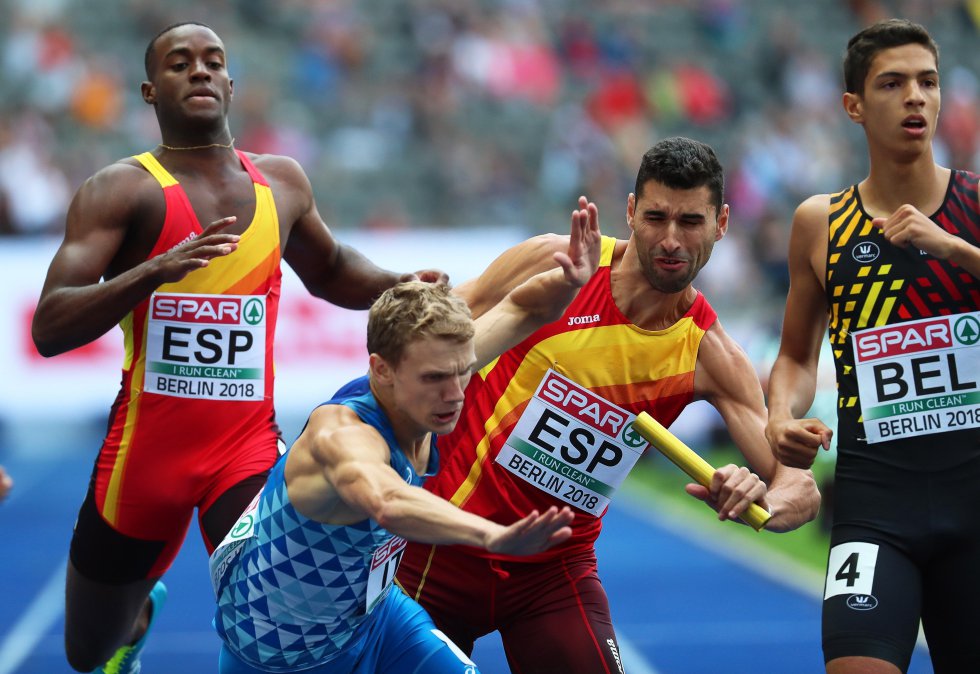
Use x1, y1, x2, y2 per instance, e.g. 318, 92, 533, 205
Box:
243, 298, 264, 325
954, 316, 980, 346
621, 422, 647, 449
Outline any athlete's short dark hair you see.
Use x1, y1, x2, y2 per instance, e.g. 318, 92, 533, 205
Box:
634, 137, 724, 215
843, 19, 939, 94
144, 21, 214, 79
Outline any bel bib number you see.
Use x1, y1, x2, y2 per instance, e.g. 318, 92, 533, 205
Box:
852, 312, 980, 443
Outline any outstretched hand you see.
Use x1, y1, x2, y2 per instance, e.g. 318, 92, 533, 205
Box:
153, 216, 240, 284
485, 506, 574, 555
554, 195, 602, 288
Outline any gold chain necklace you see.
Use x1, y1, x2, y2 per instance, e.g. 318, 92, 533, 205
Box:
158, 138, 235, 151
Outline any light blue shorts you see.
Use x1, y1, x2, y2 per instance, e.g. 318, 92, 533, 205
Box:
218, 588, 479, 674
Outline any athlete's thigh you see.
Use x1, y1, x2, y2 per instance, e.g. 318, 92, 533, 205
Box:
368, 590, 479, 674
920, 471, 980, 673
397, 543, 495, 654
822, 538, 921, 671
70, 475, 191, 582
921, 550, 980, 672
500, 554, 624, 674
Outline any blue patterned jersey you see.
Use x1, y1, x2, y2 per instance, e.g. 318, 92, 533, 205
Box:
211, 378, 439, 671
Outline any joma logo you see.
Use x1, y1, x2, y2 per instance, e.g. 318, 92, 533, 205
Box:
568, 314, 600, 326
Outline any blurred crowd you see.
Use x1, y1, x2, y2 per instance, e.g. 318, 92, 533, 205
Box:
0, 0, 977, 326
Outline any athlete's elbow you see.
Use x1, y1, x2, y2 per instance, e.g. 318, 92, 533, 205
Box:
372, 498, 403, 532
31, 324, 64, 358
369, 486, 408, 530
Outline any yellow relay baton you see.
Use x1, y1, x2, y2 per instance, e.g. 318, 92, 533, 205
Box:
632, 412, 771, 532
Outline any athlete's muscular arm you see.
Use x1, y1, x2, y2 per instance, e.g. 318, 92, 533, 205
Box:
766, 196, 834, 469
270, 156, 444, 309
872, 202, 980, 280
32, 163, 241, 357
694, 321, 821, 533
455, 196, 600, 319
471, 199, 601, 367
285, 407, 573, 555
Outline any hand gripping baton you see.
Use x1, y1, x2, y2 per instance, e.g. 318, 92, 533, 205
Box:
632, 412, 771, 531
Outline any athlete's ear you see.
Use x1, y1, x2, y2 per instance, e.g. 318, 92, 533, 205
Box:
842, 91, 863, 124
626, 192, 637, 232
229, 77, 234, 100
369, 353, 394, 386
141, 81, 156, 105
715, 204, 729, 241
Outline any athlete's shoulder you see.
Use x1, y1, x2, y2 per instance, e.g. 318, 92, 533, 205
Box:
240, 152, 309, 184
694, 317, 757, 397
70, 157, 162, 221
699, 316, 746, 357
789, 193, 835, 246
951, 168, 980, 199
794, 193, 834, 222
307, 402, 365, 433
82, 156, 157, 192
687, 290, 718, 330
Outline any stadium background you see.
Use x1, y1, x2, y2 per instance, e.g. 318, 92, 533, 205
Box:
0, 0, 976, 672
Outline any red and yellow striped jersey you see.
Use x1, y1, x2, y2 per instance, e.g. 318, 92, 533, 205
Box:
425, 236, 717, 560
95, 150, 282, 555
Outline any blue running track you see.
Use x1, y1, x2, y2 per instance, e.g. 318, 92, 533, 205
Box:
0, 431, 934, 674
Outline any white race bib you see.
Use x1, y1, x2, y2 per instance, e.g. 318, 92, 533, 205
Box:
496, 369, 649, 516
146, 293, 267, 401
852, 312, 980, 443
366, 536, 406, 613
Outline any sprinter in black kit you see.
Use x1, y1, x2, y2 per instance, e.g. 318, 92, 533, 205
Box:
766, 18, 980, 674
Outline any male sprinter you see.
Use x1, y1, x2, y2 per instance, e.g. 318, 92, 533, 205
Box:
767, 19, 980, 674
211, 197, 600, 673
32, 22, 441, 674
397, 137, 822, 673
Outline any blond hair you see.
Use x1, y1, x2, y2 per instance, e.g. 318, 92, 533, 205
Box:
367, 282, 474, 365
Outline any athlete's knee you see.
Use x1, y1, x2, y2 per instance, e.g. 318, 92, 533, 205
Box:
826, 655, 903, 674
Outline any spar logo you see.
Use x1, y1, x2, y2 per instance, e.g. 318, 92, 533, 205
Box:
854, 318, 952, 362
539, 371, 627, 437
852, 241, 880, 263
151, 295, 243, 324
954, 316, 980, 346
370, 537, 406, 571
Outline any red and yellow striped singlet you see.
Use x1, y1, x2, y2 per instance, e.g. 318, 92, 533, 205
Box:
425, 236, 717, 560
94, 151, 282, 571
